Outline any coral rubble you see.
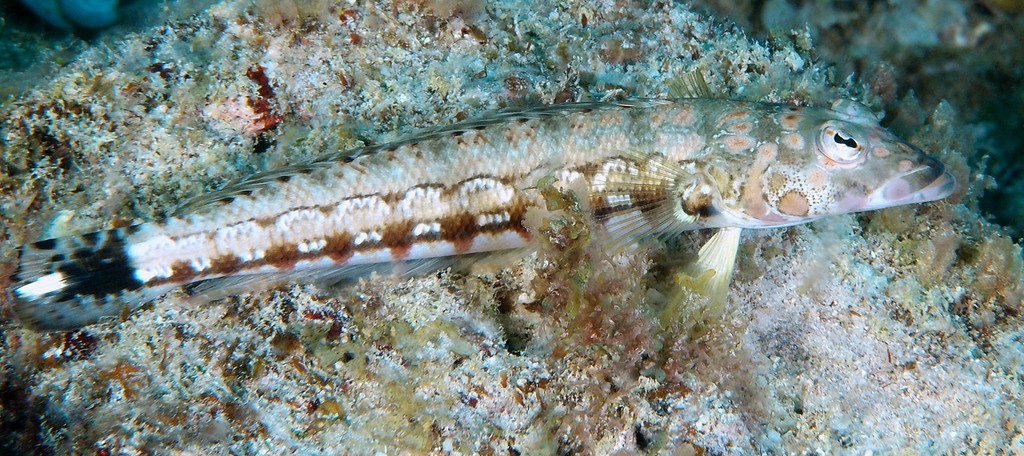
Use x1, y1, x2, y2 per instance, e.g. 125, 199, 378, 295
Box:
0, 0, 1021, 454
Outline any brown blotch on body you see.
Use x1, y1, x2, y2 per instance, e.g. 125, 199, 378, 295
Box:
262, 245, 299, 270
379, 220, 414, 259
778, 191, 809, 216
209, 255, 244, 275
439, 212, 480, 253
324, 232, 355, 264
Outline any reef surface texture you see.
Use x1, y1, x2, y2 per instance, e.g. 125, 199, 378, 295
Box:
0, 0, 1022, 454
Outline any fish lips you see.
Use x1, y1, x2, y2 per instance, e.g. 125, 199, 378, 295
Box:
861, 156, 957, 211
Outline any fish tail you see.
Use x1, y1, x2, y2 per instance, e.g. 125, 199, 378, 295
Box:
11, 227, 156, 331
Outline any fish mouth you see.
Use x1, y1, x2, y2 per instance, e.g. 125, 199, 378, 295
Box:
862, 156, 957, 210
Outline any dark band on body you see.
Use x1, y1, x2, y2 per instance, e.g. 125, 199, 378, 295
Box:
49, 231, 144, 302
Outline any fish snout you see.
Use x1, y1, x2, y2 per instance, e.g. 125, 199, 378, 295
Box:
865, 155, 956, 210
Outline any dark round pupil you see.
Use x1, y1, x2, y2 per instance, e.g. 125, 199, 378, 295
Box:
834, 132, 858, 148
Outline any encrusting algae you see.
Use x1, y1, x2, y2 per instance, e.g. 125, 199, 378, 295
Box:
0, 0, 1022, 454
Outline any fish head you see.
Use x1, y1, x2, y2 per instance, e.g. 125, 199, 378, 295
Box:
709, 100, 956, 228
814, 104, 957, 214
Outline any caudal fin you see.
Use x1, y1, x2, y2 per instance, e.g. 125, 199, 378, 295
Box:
11, 228, 156, 331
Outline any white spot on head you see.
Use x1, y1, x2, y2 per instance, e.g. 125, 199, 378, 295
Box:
15, 272, 67, 299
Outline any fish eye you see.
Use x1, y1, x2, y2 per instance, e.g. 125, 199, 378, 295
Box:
818, 123, 865, 164
833, 131, 857, 148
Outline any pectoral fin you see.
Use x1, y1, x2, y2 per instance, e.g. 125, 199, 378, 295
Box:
684, 226, 742, 305
661, 227, 742, 331
589, 150, 699, 254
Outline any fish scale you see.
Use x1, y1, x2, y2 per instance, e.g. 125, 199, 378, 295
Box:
9, 97, 956, 330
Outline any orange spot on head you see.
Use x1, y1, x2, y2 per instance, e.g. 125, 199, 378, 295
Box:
756, 143, 779, 162
807, 168, 828, 190
872, 146, 891, 158
717, 109, 750, 126
722, 135, 756, 151
778, 191, 809, 216
898, 160, 914, 172
779, 113, 801, 130
819, 154, 838, 169
727, 121, 754, 134
782, 133, 805, 150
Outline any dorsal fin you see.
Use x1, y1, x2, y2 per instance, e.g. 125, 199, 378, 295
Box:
667, 68, 714, 99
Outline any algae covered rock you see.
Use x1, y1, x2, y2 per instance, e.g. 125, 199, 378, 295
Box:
0, 0, 1021, 454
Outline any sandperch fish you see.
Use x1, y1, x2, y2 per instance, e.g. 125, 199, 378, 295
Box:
9, 78, 956, 330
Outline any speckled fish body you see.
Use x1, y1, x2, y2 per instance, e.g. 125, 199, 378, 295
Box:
10, 98, 956, 330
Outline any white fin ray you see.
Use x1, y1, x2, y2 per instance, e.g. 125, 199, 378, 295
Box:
667, 69, 714, 99
676, 227, 742, 307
